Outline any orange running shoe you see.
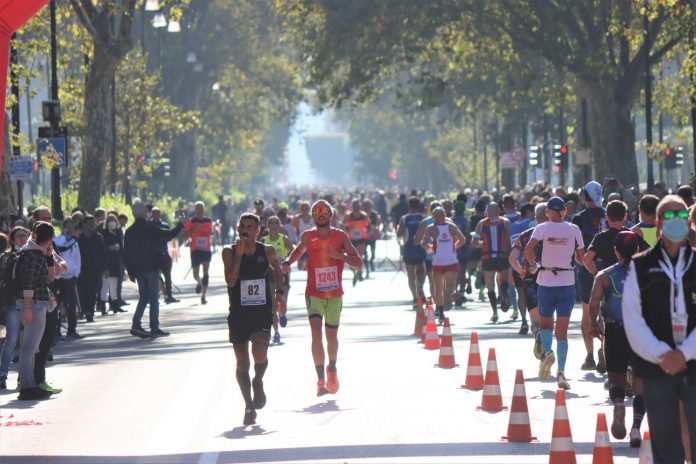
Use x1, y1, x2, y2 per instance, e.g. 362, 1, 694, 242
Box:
326, 369, 339, 394
316, 379, 329, 397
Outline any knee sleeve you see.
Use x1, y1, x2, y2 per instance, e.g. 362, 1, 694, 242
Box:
202, 274, 209, 287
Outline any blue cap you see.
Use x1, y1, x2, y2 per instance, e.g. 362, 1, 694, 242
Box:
547, 196, 566, 212
584, 181, 604, 205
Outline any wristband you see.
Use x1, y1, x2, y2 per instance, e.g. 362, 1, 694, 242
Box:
275, 289, 285, 294
46, 255, 55, 266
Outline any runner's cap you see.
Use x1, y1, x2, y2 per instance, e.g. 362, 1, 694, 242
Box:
584, 181, 604, 205
547, 197, 566, 212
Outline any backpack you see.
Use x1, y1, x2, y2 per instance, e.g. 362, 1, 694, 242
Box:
0, 251, 25, 306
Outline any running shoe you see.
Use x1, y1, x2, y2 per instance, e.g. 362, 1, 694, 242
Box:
611, 403, 627, 439
273, 332, 280, 344
243, 406, 257, 425
581, 353, 596, 370
316, 379, 329, 396
533, 331, 544, 360
38, 382, 62, 394
412, 299, 418, 310
252, 378, 266, 409
629, 426, 642, 448
465, 282, 472, 294
201, 296, 207, 305
556, 371, 570, 390
538, 351, 555, 380
596, 348, 607, 374
490, 313, 498, 323
195, 284, 202, 294
518, 322, 529, 335
352, 275, 357, 287
279, 315, 288, 328
326, 370, 339, 394
510, 308, 519, 320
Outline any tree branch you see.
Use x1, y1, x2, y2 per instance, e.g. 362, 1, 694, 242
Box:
70, 0, 99, 39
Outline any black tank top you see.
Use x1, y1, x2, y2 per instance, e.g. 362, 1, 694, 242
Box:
228, 242, 272, 313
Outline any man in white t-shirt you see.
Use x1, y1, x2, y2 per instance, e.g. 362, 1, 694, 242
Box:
524, 197, 585, 390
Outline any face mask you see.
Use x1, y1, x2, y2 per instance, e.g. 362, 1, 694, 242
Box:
107, 222, 117, 231
661, 218, 689, 243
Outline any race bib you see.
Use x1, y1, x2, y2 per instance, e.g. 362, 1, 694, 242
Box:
241, 279, 266, 306
315, 266, 339, 292
196, 236, 209, 250
351, 229, 362, 240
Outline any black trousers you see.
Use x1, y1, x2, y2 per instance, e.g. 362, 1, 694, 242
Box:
78, 273, 100, 319
161, 255, 173, 297
34, 309, 57, 385
58, 277, 78, 334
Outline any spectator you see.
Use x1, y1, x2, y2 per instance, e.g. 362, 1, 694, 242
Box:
77, 215, 107, 321
54, 219, 82, 338
100, 213, 125, 314
677, 185, 694, 208
123, 201, 183, 338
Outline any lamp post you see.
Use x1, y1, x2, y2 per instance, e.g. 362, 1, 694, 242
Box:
49, 0, 63, 220
10, 33, 22, 215
644, 5, 655, 191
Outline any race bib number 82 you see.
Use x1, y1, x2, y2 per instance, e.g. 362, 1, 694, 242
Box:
241, 278, 266, 306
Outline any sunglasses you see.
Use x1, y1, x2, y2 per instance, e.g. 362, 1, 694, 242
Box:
15, 234, 28, 239
313, 206, 330, 216
662, 209, 688, 220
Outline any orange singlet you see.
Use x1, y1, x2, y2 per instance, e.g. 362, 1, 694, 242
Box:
184, 217, 214, 252
305, 228, 345, 299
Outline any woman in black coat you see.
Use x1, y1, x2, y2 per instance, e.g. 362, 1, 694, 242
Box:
100, 214, 125, 313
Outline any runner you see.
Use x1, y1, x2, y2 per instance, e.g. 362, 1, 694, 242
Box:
630, 194, 659, 247
222, 213, 284, 425
571, 181, 608, 371
262, 216, 295, 342
472, 202, 511, 322
421, 207, 466, 323
342, 199, 369, 286
525, 197, 585, 390
291, 201, 314, 271
396, 196, 427, 308
414, 200, 442, 301
468, 197, 488, 302
281, 200, 362, 396
509, 202, 546, 338
183, 201, 214, 305
588, 231, 645, 447
451, 199, 470, 307
508, 203, 535, 321
362, 199, 382, 278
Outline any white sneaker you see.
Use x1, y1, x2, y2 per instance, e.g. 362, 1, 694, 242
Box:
539, 351, 555, 380
629, 426, 641, 448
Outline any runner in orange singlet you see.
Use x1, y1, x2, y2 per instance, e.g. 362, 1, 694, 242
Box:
282, 200, 362, 396
183, 201, 214, 305
342, 199, 370, 286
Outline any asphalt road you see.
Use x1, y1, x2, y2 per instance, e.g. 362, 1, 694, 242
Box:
0, 242, 646, 463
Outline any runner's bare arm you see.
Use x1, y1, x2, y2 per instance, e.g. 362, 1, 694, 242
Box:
588, 272, 608, 337
509, 246, 524, 276
283, 235, 295, 257
336, 231, 363, 268
413, 218, 428, 244
523, 237, 540, 271
472, 222, 483, 248
575, 247, 586, 267
282, 231, 308, 271
222, 243, 244, 287
396, 217, 405, 238
582, 249, 597, 274
419, 225, 433, 249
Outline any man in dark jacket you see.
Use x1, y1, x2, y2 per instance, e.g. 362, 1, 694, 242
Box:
623, 194, 696, 462
124, 201, 183, 338
77, 215, 107, 321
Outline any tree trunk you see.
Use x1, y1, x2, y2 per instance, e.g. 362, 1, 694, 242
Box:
78, 49, 117, 212
581, 79, 638, 187
0, 113, 17, 213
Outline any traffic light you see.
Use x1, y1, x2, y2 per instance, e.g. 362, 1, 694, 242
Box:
664, 145, 676, 169
528, 145, 540, 166
675, 146, 684, 167
161, 157, 171, 177
553, 144, 568, 166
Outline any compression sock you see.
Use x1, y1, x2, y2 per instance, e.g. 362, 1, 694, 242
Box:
235, 369, 253, 406
609, 385, 626, 405
327, 360, 337, 372
202, 274, 209, 287
632, 395, 645, 429
540, 330, 553, 353
488, 292, 497, 312
557, 340, 568, 371
253, 360, 268, 381
315, 365, 325, 380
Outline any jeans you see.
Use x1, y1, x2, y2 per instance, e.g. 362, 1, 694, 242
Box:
18, 301, 49, 389
132, 271, 160, 330
642, 374, 696, 463
0, 304, 21, 378
34, 309, 57, 385
58, 277, 78, 334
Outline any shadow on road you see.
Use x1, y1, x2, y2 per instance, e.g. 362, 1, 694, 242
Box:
221, 424, 276, 439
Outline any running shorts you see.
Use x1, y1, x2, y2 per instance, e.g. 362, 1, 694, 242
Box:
604, 322, 631, 373
482, 257, 509, 272
537, 285, 575, 318
424, 260, 433, 273
512, 269, 524, 287
432, 263, 459, 273
227, 310, 272, 344
191, 250, 212, 267
578, 267, 594, 304
469, 249, 482, 261
306, 296, 343, 328
351, 239, 368, 247
523, 281, 539, 310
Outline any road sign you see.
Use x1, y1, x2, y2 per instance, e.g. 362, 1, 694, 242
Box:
10, 155, 33, 181
500, 147, 525, 169
575, 148, 591, 165
37, 137, 66, 168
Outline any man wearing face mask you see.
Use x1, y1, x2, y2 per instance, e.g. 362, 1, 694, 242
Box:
623, 194, 696, 462
54, 219, 82, 338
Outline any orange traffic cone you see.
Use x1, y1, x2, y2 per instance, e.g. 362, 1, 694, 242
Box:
411, 305, 424, 337
502, 370, 536, 442
592, 413, 613, 464
549, 389, 576, 464
435, 318, 458, 368
638, 431, 652, 464
461, 332, 484, 390
423, 308, 440, 350
477, 348, 507, 412
418, 308, 428, 343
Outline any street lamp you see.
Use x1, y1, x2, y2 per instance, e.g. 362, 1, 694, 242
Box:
167, 19, 181, 33
144, 0, 160, 11
186, 51, 197, 63
152, 11, 167, 28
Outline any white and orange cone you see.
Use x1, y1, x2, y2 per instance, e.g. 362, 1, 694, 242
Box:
423, 308, 440, 350
592, 412, 614, 464
638, 431, 653, 464
461, 332, 484, 390
435, 318, 458, 368
502, 369, 536, 442
549, 389, 576, 464
477, 348, 507, 412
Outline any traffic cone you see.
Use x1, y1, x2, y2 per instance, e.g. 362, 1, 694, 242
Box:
477, 348, 507, 412
420, 298, 432, 342
423, 308, 440, 350
411, 305, 424, 337
435, 318, 458, 368
461, 332, 484, 390
502, 370, 536, 442
549, 389, 576, 464
592, 413, 613, 464
638, 431, 652, 464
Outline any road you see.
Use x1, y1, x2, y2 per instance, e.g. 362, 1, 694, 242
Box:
1, 241, 644, 463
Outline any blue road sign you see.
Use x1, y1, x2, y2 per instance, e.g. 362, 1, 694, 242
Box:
10, 156, 33, 181
36, 137, 66, 168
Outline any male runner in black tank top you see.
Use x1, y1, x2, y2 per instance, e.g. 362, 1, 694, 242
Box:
222, 213, 284, 426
